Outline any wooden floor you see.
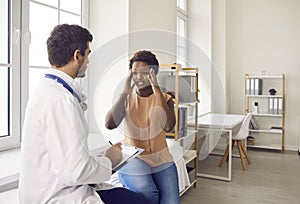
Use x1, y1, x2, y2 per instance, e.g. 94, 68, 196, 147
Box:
180, 149, 300, 204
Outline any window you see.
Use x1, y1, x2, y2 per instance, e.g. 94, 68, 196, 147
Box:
0, 0, 88, 151
176, 0, 211, 115
27, 0, 87, 97
176, 0, 188, 67
0, 0, 9, 136
0, 0, 21, 150
177, 0, 187, 11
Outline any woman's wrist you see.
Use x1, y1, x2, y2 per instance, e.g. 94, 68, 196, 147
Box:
152, 85, 162, 93
120, 92, 129, 97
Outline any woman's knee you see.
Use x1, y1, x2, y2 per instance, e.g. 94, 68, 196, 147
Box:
118, 173, 159, 204
137, 188, 159, 204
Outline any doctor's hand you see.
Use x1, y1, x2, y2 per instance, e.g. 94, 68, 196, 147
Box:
102, 142, 122, 169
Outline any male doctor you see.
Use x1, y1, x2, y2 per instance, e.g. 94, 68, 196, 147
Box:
19, 24, 144, 204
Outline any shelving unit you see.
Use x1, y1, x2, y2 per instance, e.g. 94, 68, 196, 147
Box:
158, 64, 198, 194
244, 74, 285, 151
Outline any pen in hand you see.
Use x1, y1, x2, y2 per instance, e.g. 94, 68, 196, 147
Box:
109, 141, 122, 152
105, 141, 122, 169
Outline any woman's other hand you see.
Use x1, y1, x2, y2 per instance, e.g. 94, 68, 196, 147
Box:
123, 71, 134, 95
148, 68, 161, 94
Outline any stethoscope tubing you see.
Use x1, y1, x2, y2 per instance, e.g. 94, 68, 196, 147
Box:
44, 74, 87, 111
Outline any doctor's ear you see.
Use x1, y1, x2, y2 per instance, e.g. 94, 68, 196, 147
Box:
74, 50, 80, 60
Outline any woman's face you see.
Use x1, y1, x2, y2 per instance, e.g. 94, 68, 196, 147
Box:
131, 61, 151, 90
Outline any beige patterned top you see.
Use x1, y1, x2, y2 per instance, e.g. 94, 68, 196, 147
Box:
124, 91, 174, 167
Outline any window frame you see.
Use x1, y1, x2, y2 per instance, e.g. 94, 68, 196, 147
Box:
0, 0, 89, 151
0, 0, 22, 151
176, 0, 188, 67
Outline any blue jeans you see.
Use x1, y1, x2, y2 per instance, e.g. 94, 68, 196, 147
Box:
118, 158, 180, 204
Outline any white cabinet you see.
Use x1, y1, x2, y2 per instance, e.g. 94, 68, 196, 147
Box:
244, 74, 285, 151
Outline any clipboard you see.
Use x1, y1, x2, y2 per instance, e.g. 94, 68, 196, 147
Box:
112, 143, 144, 172
92, 142, 144, 173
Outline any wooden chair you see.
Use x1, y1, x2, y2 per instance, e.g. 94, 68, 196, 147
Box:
219, 113, 253, 171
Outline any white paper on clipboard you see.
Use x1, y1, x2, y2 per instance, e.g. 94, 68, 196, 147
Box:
112, 143, 144, 172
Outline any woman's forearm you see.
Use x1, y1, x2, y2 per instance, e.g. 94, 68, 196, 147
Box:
105, 92, 128, 129
153, 86, 176, 131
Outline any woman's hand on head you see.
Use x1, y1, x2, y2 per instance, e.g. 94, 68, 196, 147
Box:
148, 68, 160, 93
123, 71, 134, 95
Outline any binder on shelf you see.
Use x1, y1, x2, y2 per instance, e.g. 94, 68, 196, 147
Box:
250, 78, 255, 95
273, 97, 278, 114
178, 106, 187, 138
268, 98, 274, 114
278, 98, 282, 114
254, 78, 263, 95
246, 78, 251, 95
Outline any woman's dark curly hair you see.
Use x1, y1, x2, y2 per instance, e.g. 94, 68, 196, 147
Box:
129, 50, 159, 74
46, 24, 93, 67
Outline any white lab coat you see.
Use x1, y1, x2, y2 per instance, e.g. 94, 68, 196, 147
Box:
19, 69, 113, 204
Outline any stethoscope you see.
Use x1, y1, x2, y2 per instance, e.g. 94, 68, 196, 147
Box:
45, 74, 88, 111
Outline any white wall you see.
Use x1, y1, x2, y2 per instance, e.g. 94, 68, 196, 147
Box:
88, 0, 129, 142
88, 0, 177, 142
189, 0, 211, 58
129, 0, 176, 31
128, 0, 177, 63
211, 0, 228, 113
189, 0, 213, 114
226, 0, 300, 150
88, 0, 129, 50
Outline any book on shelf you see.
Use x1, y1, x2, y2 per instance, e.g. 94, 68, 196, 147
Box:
268, 98, 282, 115
246, 78, 262, 95
247, 135, 255, 145
249, 118, 259, 130
178, 106, 188, 138
273, 98, 278, 114
268, 98, 274, 114
254, 78, 263, 95
278, 98, 282, 114
247, 135, 255, 141
250, 78, 255, 95
270, 126, 282, 133
246, 78, 251, 95
270, 126, 282, 130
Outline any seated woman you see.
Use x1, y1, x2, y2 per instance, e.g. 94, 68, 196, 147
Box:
105, 50, 180, 204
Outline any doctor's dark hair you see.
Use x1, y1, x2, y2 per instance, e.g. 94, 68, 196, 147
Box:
129, 50, 159, 74
47, 24, 93, 67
